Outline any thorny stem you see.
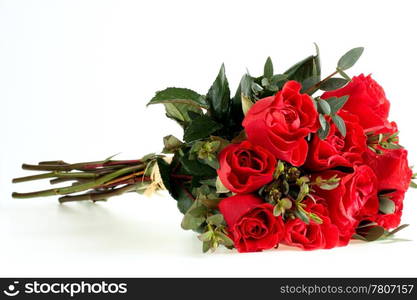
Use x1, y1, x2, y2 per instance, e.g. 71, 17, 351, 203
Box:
12, 164, 145, 199
58, 184, 139, 203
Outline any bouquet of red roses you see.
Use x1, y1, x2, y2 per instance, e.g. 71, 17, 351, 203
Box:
13, 46, 415, 253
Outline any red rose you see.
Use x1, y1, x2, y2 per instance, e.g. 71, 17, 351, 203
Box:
322, 74, 390, 131
305, 110, 367, 171
364, 148, 411, 192
283, 198, 339, 250
364, 148, 412, 229
313, 165, 379, 245
217, 141, 276, 194
219, 194, 284, 252
243, 81, 318, 166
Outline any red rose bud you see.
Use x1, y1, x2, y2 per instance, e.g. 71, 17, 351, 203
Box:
305, 110, 367, 171
283, 198, 340, 250
313, 165, 379, 246
322, 74, 390, 131
219, 194, 284, 252
217, 141, 276, 194
243, 81, 318, 167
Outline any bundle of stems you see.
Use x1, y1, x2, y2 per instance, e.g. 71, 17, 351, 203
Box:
12, 158, 154, 203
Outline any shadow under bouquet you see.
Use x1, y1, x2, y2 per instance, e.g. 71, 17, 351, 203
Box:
13, 46, 415, 253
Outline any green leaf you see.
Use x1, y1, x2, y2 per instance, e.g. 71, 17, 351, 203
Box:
241, 95, 254, 115
162, 135, 183, 154
183, 115, 223, 143
338, 69, 351, 81
181, 214, 205, 230
331, 114, 346, 137
206, 64, 231, 122
198, 231, 213, 242
202, 241, 211, 253
326, 96, 349, 114
179, 156, 217, 177
410, 181, 417, 188
284, 45, 321, 85
317, 119, 330, 140
301, 75, 321, 94
215, 232, 234, 247
319, 78, 348, 91
273, 204, 282, 217
319, 114, 327, 130
337, 47, 364, 70
215, 176, 229, 194
270, 74, 288, 84
207, 214, 225, 226
164, 103, 202, 127
317, 99, 331, 115
264, 56, 274, 78
294, 210, 310, 224
181, 201, 207, 230
379, 197, 396, 214
363, 226, 385, 241
147, 87, 207, 108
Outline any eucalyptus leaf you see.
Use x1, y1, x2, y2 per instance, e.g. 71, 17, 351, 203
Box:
317, 120, 330, 140
319, 114, 327, 130
294, 210, 310, 224
326, 96, 349, 114
319, 78, 348, 91
379, 197, 396, 214
337, 47, 364, 70
332, 114, 346, 137
317, 99, 331, 115
364, 226, 385, 241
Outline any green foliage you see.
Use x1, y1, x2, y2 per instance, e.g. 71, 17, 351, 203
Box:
337, 47, 364, 71
183, 115, 223, 143
379, 194, 396, 214
162, 135, 183, 154
319, 78, 348, 91
206, 64, 231, 123
263, 56, 274, 78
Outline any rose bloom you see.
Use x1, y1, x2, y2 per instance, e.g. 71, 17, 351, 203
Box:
313, 165, 379, 245
217, 141, 276, 194
243, 81, 318, 166
219, 194, 284, 252
322, 74, 390, 131
283, 198, 339, 250
364, 147, 412, 228
305, 110, 367, 171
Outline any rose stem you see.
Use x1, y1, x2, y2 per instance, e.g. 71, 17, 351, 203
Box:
12, 171, 99, 183
58, 184, 139, 203
21, 159, 142, 172
12, 164, 145, 199
305, 70, 339, 94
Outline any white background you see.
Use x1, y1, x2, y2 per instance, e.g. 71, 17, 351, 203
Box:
1, 0, 417, 277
